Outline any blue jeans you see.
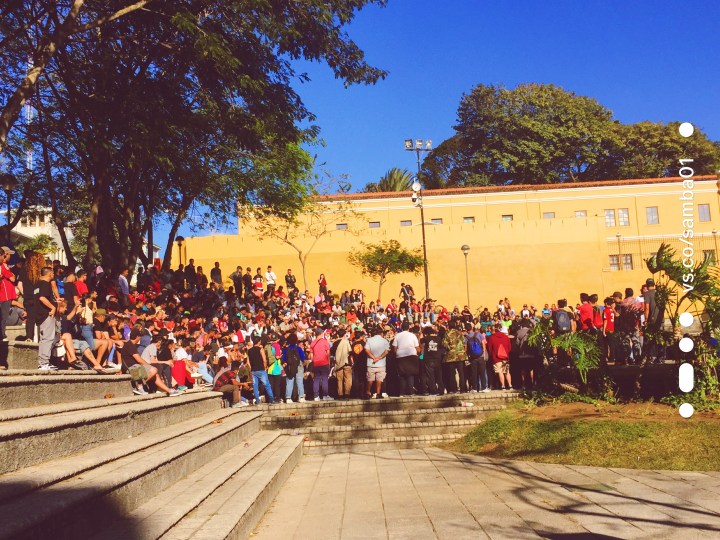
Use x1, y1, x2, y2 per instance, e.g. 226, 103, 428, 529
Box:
313, 364, 330, 398
252, 370, 274, 404
477, 358, 489, 390
198, 362, 213, 384
285, 365, 305, 400
81, 324, 95, 351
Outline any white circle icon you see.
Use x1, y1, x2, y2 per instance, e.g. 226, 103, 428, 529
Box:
679, 337, 695, 353
679, 122, 694, 137
679, 312, 694, 328
679, 402, 694, 418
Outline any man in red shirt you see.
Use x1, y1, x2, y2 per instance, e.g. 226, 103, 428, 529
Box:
577, 293, 594, 332
486, 324, 513, 390
0, 246, 18, 342
602, 296, 616, 363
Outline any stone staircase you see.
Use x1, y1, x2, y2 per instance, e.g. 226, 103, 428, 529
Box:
0, 373, 303, 540
261, 391, 520, 455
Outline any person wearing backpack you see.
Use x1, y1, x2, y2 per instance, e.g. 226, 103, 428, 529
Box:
465, 323, 488, 392
514, 317, 537, 389
552, 299, 576, 367
263, 335, 284, 404
282, 333, 306, 403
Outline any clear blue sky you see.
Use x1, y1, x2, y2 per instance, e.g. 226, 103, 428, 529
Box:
163, 0, 720, 247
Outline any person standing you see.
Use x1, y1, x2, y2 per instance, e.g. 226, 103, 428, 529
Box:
392, 321, 421, 396
0, 246, 18, 342
184, 259, 196, 290
117, 268, 130, 310
466, 323, 488, 392
34, 266, 57, 370
487, 324, 513, 390
17, 251, 43, 342
248, 334, 275, 405
309, 328, 333, 400
442, 320, 467, 393
364, 326, 390, 399
333, 330, 353, 399
265, 266, 277, 295
420, 325, 444, 395
282, 333, 306, 403
318, 273, 328, 296
285, 268, 297, 294
242, 267, 253, 297
210, 262, 223, 290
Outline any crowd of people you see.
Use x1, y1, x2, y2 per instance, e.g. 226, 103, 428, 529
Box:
0, 250, 665, 403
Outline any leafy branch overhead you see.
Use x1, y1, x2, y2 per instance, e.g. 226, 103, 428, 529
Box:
348, 239, 424, 300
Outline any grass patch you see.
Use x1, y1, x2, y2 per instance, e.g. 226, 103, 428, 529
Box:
450, 406, 720, 471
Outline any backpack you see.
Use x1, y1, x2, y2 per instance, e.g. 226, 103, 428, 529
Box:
497, 341, 509, 360
616, 305, 639, 333
515, 326, 533, 357
469, 334, 483, 357
285, 347, 301, 378
554, 309, 572, 334
593, 306, 604, 328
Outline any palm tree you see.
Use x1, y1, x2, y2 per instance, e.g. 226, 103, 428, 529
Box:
363, 168, 414, 193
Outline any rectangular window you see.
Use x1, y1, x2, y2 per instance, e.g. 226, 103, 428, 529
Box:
604, 209, 616, 227
336, 223, 348, 230
542, 212, 555, 219
369, 221, 380, 228
609, 255, 620, 271
463, 216, 475, 223
575, 210, 587, 218
699, 204, 711, 222
704, 250, 716, 265
400, 220, 412, 227
501, 214, 513, 221
646, 206, 659, 225
622, 254, 633, 270
618, 208, 630, 226
430, 218, 443, 225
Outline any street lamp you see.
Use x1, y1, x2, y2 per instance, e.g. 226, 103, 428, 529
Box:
0, 172, 17, 227
616, 233, 622, 270
405, 138, 432, 300
713, 229, 718, 265
461, 245, 470, 308
175, 236, 185, 266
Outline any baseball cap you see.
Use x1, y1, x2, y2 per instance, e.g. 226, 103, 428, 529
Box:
1, 246, 15, 255
542, 309, 551, 316
646, 278, 655, 286
95, 308, 108, 316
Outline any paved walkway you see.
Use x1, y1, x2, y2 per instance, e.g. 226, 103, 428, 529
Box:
252, 448, 720, 539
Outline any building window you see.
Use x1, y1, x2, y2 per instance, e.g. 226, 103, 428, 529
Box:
400, 220, 412, 227
646, 206, 659, 225
501, 214, 513, 221
609, 255, 620, 271
699, 204, 711, 222
622, 254, 633, 270
430, 218, 443, 225
604, 209, 616, 227
463, 216, 475, 223
704, 250, 716, 265
575, 210, 587, 218
618, 208, 630, 226
336, 223, 348, 230
543, 212, 555, 219
369, 221, 380, 228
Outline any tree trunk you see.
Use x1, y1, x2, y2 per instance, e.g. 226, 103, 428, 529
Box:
377, 277, 386, 306
161, 196, 190, 270
298, 251, 308, 292
0, 1, 86, 153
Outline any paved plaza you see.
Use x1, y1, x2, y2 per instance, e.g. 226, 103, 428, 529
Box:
252, 448, 720, 539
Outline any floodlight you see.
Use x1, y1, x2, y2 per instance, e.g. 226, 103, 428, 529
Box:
425, 140, 432, 150
404, 139, 413, 150
415, 139, 423, 150
411, 180, 421, 192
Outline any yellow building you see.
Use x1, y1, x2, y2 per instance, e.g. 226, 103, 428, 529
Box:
175, 175, 720, 310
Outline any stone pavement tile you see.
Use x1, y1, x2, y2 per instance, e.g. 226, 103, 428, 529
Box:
386, 516, 437, 540
251, 455, 325, 539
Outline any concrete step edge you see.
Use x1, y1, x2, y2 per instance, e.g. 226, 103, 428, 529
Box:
0, 391, 222, 439
0, 408, 259, 505
0, 369, 125, 376
304, 432, 464, 446
95, 430, 283, 540
0, 387, 210, 422
280, 418, 485, 435
0, 374, 127, 384
162, 435, 304, 540
261, 404, 505, 423
0, 411, 263, 540
303, 433, 464, 454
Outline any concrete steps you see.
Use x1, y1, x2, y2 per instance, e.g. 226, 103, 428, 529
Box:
0, 391, 223, 474
0, 372, 131, 410
260, 391, 520, 453
2, 341, 39, 370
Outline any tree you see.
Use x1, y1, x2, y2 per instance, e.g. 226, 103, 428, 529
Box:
2, 0, 387, 271
347, 239, 424, 301
254, 176, 363, 292
423, 83, 720, 186
363, 167, 413, 192
14, 233, 57, 256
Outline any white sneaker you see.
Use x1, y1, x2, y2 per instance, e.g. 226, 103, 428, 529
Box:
285, 398, 293, 404
313, 397, 320, 401
38, 364, 58, 371
106, 362, 120, 369
469, 389, 478, 393
381, 393, 388, 398
323, 396, 334, 401
482, 388, 491, 393
133, 387, 148, 395
299, 397, 306, 402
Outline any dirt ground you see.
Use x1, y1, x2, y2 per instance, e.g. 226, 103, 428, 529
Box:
524, 401, 720, 423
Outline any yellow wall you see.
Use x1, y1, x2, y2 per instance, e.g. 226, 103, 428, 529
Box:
175, 177, 720, 310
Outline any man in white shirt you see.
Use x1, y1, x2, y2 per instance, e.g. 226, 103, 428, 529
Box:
265, 266, 277, 294
392, 321, 421, 396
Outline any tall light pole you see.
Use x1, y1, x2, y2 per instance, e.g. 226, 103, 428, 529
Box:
713, 229, 718, 265
0, 172, 17, 228
405, 138, 432, 300
461, 244, 470, 308
616, 233, 622, 269
175, 236, 185, 266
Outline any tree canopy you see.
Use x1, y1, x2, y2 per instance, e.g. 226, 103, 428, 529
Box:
347, 239, 423, 301
0, 0, 387, 271
421, 83, 720, 188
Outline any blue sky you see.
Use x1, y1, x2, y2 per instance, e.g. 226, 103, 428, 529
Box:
165, 0, 720, 245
